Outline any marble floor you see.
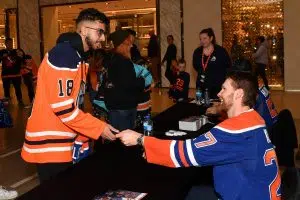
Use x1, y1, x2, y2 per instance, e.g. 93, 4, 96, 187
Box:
0, 86, 299, 197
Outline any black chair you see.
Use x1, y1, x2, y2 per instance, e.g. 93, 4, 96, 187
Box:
281, 167, 300, 200
270, 109, 298, 167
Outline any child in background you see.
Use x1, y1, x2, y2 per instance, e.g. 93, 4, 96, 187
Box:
169, 58, 190, 102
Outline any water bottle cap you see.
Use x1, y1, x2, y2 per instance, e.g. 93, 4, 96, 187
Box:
146, 125, 152, 131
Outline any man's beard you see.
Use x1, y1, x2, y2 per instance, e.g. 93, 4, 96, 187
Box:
223, 93, 234, 111
85, 35, 100, 50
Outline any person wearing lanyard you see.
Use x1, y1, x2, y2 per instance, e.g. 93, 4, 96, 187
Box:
193, 28, 231, 99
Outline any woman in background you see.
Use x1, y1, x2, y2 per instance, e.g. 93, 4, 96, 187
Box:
193, 28, 231, 99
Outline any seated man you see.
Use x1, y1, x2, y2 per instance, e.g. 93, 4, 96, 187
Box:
117, 71, 281, 200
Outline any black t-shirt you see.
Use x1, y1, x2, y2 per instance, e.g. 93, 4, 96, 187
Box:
169, 71, 190, 100
0, 49, 22, 76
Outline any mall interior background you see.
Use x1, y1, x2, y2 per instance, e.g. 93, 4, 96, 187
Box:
0, 0, 299, 91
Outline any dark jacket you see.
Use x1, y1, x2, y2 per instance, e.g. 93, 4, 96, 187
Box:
0, 49, 22, 77
130, 44, 143, 64
104, 53, 145, 110
193, 44, 231, 98
162, 43, 177, 67
147, 35, 159, 58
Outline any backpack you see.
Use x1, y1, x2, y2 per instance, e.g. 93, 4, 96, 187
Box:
0, 101, 13, 128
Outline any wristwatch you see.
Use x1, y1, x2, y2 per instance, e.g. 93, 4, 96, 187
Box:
137, 135, 144, 146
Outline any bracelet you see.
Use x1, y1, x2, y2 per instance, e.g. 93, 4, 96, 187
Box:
137, 135, 144, 146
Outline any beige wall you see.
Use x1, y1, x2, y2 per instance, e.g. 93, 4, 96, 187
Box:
183, 0, 222, 88
42, 7, 59, 54
284, 0, 300, 91
18, 0, 41, 64
0, 0, 17, 8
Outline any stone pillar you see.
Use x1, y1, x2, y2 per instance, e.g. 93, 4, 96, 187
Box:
18, 0, 41, 64
159, 0, 182, 87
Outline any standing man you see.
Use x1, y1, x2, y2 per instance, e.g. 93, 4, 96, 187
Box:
21, 8, 118, 182
252, 36, 270, 90
147, 30, 160, 86
0, 38, 23, 105
105, 30, 145, 131
162, 35, 177, 85
117, 71, 281, 200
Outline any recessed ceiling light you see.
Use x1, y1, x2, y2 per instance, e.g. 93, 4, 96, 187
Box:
105, 2, 109, 5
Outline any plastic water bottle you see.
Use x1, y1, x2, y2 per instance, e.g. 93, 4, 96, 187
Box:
204, 88, 210, 106
143, 115, 153, 136
195, 88, 202, 105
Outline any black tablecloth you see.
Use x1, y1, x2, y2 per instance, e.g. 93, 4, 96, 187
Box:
18, 102, 214, 200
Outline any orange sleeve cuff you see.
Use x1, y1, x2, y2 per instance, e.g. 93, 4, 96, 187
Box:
144, 136, 176, 168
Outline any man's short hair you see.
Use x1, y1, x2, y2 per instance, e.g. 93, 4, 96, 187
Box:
167, 35, 174, 40
226, 71, 258, 108
127, 29, 136, 37
76, 8, 109, 26
5, 37, 12, 42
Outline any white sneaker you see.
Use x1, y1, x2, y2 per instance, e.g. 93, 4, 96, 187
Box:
0, 186, 18, 200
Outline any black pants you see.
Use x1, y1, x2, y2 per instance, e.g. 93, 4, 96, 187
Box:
2, 76, 23, 102
36, 162, 72, 183
108, 109, 137, 131
255, 63, 269, 90
22, 74, 35, 103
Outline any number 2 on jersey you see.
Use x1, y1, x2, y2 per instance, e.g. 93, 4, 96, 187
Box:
264, 148, 281, 200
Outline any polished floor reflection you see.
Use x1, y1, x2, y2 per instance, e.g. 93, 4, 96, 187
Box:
0, 86, 299, 196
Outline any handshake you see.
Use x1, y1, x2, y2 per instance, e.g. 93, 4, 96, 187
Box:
102, 124, 143, 146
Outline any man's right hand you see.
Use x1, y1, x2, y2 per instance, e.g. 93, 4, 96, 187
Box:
101, 124, 119, 141
206, 102, 222, 115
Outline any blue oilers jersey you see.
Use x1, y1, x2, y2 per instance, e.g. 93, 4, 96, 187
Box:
254, 85, 278, 130
144, 109, 281, 200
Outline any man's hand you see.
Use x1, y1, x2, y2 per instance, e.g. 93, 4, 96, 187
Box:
206, 102, 222, 115
101, 124, 119, 141
116, 130, 142, 146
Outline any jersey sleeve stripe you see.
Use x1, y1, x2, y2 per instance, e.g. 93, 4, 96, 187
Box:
24, 138, 74, 145
54, 103, 75, 116
61, 108, 79, 122
186, 139, 200, 166
51, 99, 74, 109
23, 146, 73, 153
170, 141, 181, 167
26, 131, 76, 138
214, 124, 266, 134
178, 141, 189, 167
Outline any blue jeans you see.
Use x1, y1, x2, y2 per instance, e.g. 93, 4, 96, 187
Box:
108, 109, 137, 131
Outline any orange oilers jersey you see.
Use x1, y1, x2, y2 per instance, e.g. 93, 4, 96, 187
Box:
21, 42, 107, 163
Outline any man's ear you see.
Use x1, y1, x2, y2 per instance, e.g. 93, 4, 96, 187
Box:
234, 88, 244, 100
